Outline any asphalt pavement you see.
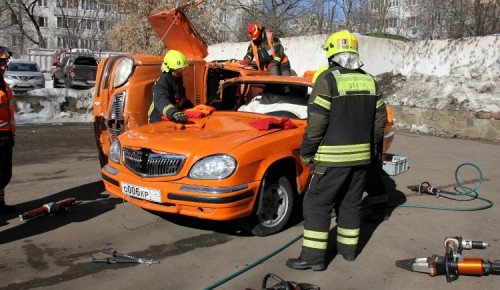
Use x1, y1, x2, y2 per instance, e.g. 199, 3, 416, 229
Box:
0, 123, 499, 290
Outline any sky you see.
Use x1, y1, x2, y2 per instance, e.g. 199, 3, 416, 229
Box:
13, 49, 500, 127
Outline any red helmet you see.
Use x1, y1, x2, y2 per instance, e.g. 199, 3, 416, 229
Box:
247, 23, 263, 40
0, 47, 10, 61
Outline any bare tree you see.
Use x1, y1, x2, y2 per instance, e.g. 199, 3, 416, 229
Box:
4, 0, 46, 51
227, 0, 315, 38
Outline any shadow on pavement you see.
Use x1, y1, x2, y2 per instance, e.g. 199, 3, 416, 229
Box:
152, 212, 252, 237
0, 180, 123, 244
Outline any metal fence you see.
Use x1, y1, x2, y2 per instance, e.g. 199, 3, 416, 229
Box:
23, 48, 126, 73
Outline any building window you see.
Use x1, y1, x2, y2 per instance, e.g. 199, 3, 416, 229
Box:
220, 13, 227, 24
59, 0, 78, 8
38, 16, 48, 28
387, 18, 397, 28
408, 16, 417, 28
81, 0, 98, 10
38, 0, 48, 7
411, 0, 419, 5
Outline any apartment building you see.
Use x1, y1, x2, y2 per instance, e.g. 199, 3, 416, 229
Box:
368, 0, 421, 38
0, 0, 120, 54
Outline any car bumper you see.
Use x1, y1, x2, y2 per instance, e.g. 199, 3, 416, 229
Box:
71, 79, 96, 87
102, 164, 259, 220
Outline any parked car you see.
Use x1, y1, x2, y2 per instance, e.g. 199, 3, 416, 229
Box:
53, 54, 98, 88
4, 59, 45, 95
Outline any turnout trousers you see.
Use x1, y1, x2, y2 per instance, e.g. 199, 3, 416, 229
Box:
300, 166, 367, 262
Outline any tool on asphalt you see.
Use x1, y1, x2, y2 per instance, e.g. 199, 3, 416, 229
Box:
395, 236, 500, 282
407, 181, 442, 197
245, 273, 320, 290
19, 198, 76, 221
91, 249, 160, 265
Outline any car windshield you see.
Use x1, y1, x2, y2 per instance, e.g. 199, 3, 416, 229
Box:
8, 63, 39, 72
214, 82, 311, 120
74, 57, 98, 66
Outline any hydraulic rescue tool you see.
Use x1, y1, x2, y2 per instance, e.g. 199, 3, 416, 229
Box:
19, 198, 76, 221
91, 249, 160, 265
395, 236, 500, 282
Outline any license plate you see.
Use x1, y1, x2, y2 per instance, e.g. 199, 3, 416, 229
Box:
17, 83, 31, 88
121, 182, 162, 203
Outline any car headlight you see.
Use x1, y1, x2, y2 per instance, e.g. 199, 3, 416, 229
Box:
34, 76, 44, 80
109, 140, 121, 164
189, 154, 237, 180
4, 75, 13, 80
113, 57, 134, 88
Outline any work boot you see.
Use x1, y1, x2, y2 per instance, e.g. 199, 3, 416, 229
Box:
364, 206, 389, 223
341, 252, 357, 262
286, 257, 326, 271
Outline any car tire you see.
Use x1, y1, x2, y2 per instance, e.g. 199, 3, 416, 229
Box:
239, 174, 294, 236
53, 77, 59, 88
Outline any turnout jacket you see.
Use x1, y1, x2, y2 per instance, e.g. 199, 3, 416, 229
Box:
243, 31, 289, 71
0, 78, 15, 136
148, 72, 186, 123
301, 66, 385, 167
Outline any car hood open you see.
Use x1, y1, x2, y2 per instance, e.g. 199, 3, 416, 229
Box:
147, 1, 208, 59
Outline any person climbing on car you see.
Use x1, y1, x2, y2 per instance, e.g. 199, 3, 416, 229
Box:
148, 50, 193, 124
240, 23, 291, 76
0, 47, 17, 213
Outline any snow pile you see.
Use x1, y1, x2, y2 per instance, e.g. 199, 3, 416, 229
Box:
380, 66, 500, 113
14, 86, 94, 125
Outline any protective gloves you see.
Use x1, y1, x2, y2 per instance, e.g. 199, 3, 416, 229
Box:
171, 111, 188, 123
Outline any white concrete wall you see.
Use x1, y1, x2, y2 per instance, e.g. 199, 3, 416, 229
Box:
207, 34, 500, 78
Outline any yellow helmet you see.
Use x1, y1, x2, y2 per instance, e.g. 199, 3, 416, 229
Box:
312, 65, 329, 84
162, 50, 187, 73
323, 30, 358, 59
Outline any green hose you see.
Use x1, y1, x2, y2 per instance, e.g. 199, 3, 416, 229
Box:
204, 162, 493, 289
398, 162, 493, 211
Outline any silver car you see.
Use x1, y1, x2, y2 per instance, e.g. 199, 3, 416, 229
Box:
4, 59, 45, 95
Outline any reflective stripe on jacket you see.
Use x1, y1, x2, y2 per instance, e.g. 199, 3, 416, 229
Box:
0, 82, 15, 135
301, 66, 383, 167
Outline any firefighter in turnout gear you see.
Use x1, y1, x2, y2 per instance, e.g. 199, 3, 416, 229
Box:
0, 47, 16, 213
148, 50, 193, 124
241, 23, 291, 76
286, 30, 386, 271
312, 64, 390, 223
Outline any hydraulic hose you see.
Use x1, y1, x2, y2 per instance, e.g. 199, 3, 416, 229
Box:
399, 162, 493, 211
204, 162, 494, 289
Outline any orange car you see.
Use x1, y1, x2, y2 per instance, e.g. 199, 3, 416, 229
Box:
93, 2, 271, 167
101, 75, 394, 236
95, 2, 394, 236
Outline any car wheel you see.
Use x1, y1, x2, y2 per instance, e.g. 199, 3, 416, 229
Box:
53, 77, 59, 88
239, 174, 294, 236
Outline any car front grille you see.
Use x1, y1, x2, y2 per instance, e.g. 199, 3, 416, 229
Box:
123, 147, 185, 177
108, 91, 126, 139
